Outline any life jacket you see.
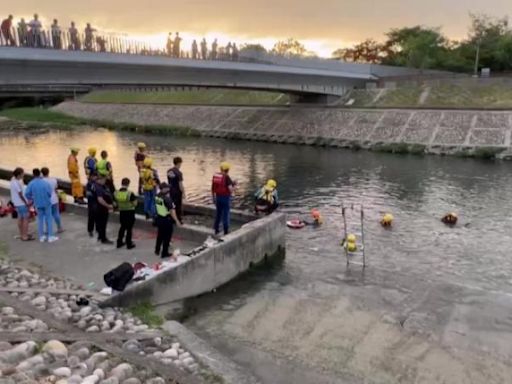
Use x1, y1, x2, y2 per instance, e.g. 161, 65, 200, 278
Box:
155, 196, 169, 217
114, 189, 135, 211
84, 156, 96, 176
256, 187, 275, 204
212, 172, 230, 197
97, 159, 109, 177
141, 168, 156, 191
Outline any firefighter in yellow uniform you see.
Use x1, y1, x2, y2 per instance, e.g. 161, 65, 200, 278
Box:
67, 147, 86, 204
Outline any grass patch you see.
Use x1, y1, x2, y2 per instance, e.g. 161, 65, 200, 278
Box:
471, 146, 504, 159
81, 89, 290, 106
129, 302, 164, 328
0, 107, 200, 137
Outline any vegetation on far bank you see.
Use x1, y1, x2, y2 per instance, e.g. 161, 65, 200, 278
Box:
81, 89, 290, 106
0, 107, 200, 136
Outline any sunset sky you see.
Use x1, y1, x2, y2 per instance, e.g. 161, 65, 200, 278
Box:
1, 0, 511, 56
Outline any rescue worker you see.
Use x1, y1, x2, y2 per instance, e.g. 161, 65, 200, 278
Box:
167, 156, 185, 224
84, 147, 97, 179
154, 183, 181, 258
141, 158, 159, 219
67, 147, 86, 205
442, 212, 458, 226
97, 150, 115, 193
114, 178, 137, 249
254, 179, 279, 214
211, 162, 236, 235
95, 175, 114, 244
85, 171, 98, 237
134, 142, 147, 194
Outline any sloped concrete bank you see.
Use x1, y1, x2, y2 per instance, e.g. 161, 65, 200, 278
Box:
55, 101, 512, 159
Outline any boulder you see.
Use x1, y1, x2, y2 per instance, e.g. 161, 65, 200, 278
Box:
42, 340, 68, 360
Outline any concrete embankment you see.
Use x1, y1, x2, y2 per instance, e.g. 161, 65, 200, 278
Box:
54, 101, 512, 159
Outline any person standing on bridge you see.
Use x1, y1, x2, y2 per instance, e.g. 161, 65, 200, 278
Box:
191, 40, 198, 60
68, 22, 80, 50
166, 33, 173, 56
232, 43, 239, 61
51, 19, 62, 49
67, 147, 86, 205
212, 162, 236, 235
84, 23, 96, 51
200, 38, 208, 60
1, 15, 15, 46
28, 14, 42, 47
17, 18, 28, 47
173, 32, 182, 58
211, 39, 218, 60
97, 150, 115, 193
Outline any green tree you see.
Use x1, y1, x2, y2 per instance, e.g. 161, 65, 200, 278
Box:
332, 39, 384, 63
240, 44, 268, 55
271, 38, 307, 57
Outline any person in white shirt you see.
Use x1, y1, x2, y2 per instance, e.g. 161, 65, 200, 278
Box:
51, 19, 62, 49
41, 167, 64, 233
10, 167, 33, 241
28, 13, 42, 47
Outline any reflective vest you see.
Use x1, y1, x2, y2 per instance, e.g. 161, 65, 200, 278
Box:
155, 196, 169, 217
141, 168, 155, 191
114, 190, 135, 211
84, 156, 96, 176
212, 173, 230, 197
256, 187, 275, 204
97, 159, 109, 177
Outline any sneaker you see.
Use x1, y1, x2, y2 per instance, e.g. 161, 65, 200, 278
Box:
88, 232, 94, 238
57, 228, 65, 234
39, 236, 47, 243
48, 236, 59, 243
117, 242, 125, 249
101, 239, 114, 245
127, 243, 136, 250
154, 249, 160, 256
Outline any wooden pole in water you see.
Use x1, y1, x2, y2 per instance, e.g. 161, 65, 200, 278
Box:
342, 206, 349, 266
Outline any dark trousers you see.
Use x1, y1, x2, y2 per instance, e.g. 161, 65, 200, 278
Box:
171, 192, 183, 223
87, 205, 96, 234
117, 210, 135, 246
214, 195, 231, 235
95, 209, 109, 241
155, 216, 173, 257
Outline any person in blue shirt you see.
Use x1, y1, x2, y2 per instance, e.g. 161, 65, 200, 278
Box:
25, 168, 58, 243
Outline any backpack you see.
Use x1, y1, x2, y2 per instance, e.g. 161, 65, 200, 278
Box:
103, 262, 134, 292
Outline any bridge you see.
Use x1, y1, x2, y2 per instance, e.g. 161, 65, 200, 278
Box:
0, 47, 377, 103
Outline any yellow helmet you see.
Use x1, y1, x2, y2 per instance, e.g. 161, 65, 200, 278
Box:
382, 213, 394, 224
143, 158, 153, 167
266, 179, 277, 189
347, 234, 356, 243
88, 147, 97, 156
137, 142, 146, 149
346, 242, 357, 252
450, 212, 458, 218
70, 147, 80, 153
220, 162, 231, 171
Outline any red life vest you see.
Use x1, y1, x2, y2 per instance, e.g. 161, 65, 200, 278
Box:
212, 173, 230, 196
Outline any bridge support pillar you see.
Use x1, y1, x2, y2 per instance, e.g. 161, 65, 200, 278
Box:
290, 93, 341, 105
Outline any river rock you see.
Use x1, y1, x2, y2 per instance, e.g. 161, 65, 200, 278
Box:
171, 342, 180, 350
182, 357, 195, 366
1, 307, 15, 316
86, 325, 100, 332
163, 348, 178, 359
53, 367, 72, 377
55, 379, 69, 384
77, 319, 87, 329
73, 347, 90, 360
109, 363, 133, 381
93, 368, 105, 380
100, 378, 119, 384
179, 352, 191, 360
82, 374, 100, 384
122, 340, 140, 353
0, 341, 37, 364
67, 356, 81, 368
101, 321, 111, 331
0, 342, 12, 352
80, 306, 93, 317
10, 326, 28, 333
122, 378, 141, 384
132, 324, 149, 332
145, 378, 165, 384
68, 375, 83, 384
31, 296, 47, 306
42, 340, 68, 359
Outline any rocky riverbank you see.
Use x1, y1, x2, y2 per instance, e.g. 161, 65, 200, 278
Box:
52, 101, 512, 159
0, 261, 212, 384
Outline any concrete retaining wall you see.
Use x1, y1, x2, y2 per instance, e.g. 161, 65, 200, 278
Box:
55, 101, 512, 158
102, 212, 286, 308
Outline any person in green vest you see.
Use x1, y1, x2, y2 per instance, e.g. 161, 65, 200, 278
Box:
114, 177, 138, 249
155, 183, 181, 259
97, 150, 115, 193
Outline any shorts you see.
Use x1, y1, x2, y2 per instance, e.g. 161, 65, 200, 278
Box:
15, 205, 29, 219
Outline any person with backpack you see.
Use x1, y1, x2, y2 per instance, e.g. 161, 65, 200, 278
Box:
141, 158, 159, 219
114, 178, 137, 249
154, 183, 181, 258
254, 179, 279, 214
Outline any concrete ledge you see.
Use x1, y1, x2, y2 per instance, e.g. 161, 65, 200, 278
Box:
162, 321, 261, 384
101, 213, 286, 307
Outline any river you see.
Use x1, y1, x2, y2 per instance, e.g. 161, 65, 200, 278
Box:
2, 128, 512, 383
